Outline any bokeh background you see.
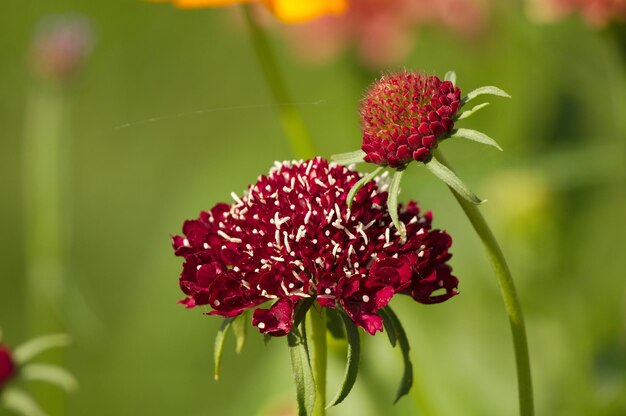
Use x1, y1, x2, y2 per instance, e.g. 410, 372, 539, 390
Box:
1, 1, 625, 415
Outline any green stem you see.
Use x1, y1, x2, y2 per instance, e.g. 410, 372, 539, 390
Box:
241, 5, 316, 159
22, 82, 69, 414
309, 307, 327, 416
433, 149, 534, 416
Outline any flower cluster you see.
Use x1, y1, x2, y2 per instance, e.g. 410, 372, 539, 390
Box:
173, 158, 458, 336
0, 345, 15, 389
360, 72, 461, 168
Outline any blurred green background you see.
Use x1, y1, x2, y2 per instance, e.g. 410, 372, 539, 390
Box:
1, 1, 625, 415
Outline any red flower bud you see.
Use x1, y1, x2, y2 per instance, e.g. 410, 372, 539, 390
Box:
360, 72, 461, 167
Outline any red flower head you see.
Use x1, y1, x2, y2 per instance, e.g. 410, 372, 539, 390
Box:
173, 158, 458, 336
360, 72, 461, 167
0, 344, 16, 388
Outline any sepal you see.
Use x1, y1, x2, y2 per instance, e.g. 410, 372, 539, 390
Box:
331, 150, 366, 166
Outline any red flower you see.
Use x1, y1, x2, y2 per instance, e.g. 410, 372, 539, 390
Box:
173, 158, 458, 335
0, 345, 16, 388
360, 72, 461, 167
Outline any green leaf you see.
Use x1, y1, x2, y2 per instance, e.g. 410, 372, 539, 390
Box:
231, 311, 248, 354
425, 157, 483, 205
1, 388, 47, 416
381, 306, 413, 403
456, 102, 490, 120
293, 296, 316, 329
214, 317, 234, 380
325, 308, 345, 339
347, 167, 383, 209
288, 325, 316, 416
462, 85, 510, 105
444, 71, 457, 85
378, 308, 398, 348
387, 169, 406, 241
450, 128, 503, 151
21, 364, 78, 393
327, 310, 361, 408
13, 334, 71, 364
331, 150, 366, 166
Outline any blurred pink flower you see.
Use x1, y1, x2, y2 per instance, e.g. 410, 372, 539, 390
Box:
280, 0, 489, 68
527, 0, 626, 26
30, 14, 94, 83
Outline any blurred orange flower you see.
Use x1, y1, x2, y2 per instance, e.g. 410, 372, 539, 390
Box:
149, 0, 348, 23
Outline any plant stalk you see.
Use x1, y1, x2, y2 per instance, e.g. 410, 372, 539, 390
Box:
241, 5, 316, 159
22, 82, 69, 415
309, 307, 327, 416
433, 149, 534, 416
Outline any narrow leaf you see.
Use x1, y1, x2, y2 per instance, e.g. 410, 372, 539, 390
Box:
214, 317, 234, 380
425, 157, 483, 205
382, 306, 413, 404
462, 85, 510, 105
347, 167, 383, 209
327, 310, 361, 408
325, 308, 345, 339
450, 128, 503, 151
331, 150, 366, 166
21, 364, 78, 393
1, 388, 47, 416
13, 334, 71, 364
456, 102, 490, 120
378, 308, 398, 348
293, 297, 316, 329
231, 311, 248, 354
288, 326, 316, 416
444, 71, 457, 85
387, 169, 406, 240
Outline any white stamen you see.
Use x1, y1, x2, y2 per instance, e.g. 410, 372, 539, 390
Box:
231, 192, 243, 205
314, 178, 328, 188
217, 230, 242, 243
283, 231, 292, 253
362, 295, 370, 303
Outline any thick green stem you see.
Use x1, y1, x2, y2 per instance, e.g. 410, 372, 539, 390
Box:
309, 307, 327, 416
242, 5, 316, 159
433, 149, 534, 416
